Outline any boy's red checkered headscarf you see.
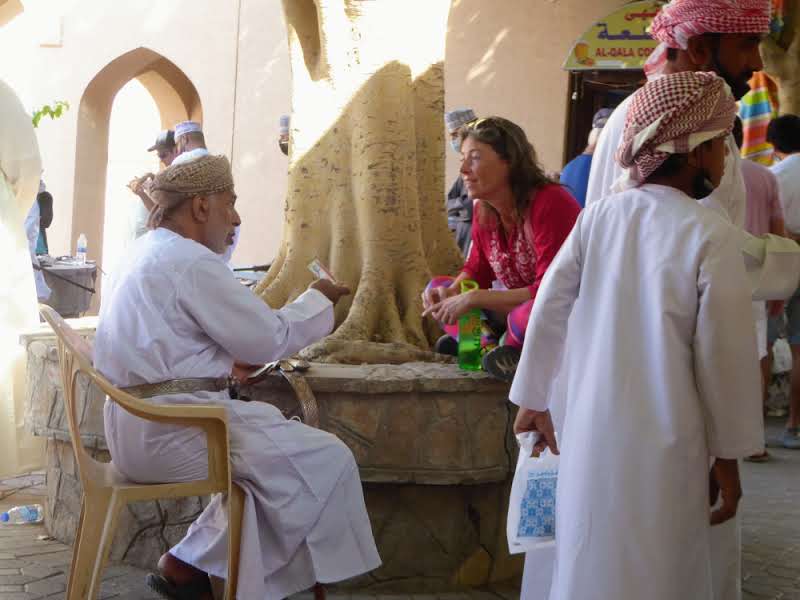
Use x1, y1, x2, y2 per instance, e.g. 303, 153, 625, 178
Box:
615, 71, 736, 187
645, 0, 771, 77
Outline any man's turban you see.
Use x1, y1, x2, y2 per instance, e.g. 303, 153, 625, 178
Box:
645, 0, 771, 77
148, 154, 234, 226
615, 71, 736, 187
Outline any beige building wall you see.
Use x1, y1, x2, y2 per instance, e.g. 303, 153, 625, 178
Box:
1, 0, 625, 310
444, 0, 627, 184
0, 0, 290, 273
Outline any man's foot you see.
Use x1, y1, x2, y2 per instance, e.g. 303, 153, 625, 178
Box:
744, 450, 771, 463
146, 573, 213, 600
313, 583, 327, 600
482, 345, 521, 382
434, 334, 458, 356
782, 427, 800, 449
146, 553, 213, 600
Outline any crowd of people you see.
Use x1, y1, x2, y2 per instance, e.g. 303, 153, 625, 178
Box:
5, 0, 800, 598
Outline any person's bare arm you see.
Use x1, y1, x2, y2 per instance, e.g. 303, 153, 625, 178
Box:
770, 216, 786, 238
423, 286, 531, 325
767, 217, 789, 316
127, 174, 155, 211
470, 287, 532, 315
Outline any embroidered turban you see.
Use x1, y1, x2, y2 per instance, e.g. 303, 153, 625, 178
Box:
148, 154, 234, 227
645, 0, 771, 77
615, 71, 736, 187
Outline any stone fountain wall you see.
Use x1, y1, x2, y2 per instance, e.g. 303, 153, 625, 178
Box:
21, 326, 521, 592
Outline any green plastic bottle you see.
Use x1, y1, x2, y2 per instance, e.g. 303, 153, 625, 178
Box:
458, 279, 482, 371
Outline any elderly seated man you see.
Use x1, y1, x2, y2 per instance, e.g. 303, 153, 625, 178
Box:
93, 155, 381, 600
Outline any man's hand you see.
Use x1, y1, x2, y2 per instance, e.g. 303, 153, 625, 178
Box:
422, 290, 477, 325
127, 173, 154, 195
709, 458, 742, 526
514, 408, 559, 456
232, 361, 259, 382
310, 279, 350, 305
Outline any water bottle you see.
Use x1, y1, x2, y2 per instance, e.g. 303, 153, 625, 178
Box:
457, 279, 482, 371
0, 504, 44, 525
76, 233, 87, 265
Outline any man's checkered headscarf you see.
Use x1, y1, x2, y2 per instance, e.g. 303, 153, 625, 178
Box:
644, 0, 771, 77
615, 71, 736, 187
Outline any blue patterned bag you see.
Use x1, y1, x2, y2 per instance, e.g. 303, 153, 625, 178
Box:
507, 431, 558, 554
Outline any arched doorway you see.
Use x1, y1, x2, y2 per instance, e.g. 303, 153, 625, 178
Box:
71, 47, 202, 310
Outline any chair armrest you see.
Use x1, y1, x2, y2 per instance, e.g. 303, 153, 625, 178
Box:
100, 383, 234, 488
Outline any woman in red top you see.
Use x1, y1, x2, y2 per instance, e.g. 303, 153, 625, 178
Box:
423, 117, 580, 380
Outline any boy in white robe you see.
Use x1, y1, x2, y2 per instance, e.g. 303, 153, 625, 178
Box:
511, 72, 764, 600
94, 155, 380, 600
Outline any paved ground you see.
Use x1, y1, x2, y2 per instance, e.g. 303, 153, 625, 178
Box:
0, 418, 797, 599
741, 419, 800, 600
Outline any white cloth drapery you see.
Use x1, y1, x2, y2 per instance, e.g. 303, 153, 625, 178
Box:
0, 78, 45, 479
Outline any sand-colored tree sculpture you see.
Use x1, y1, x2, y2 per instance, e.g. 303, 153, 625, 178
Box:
255, 0, 463, 364
762, 2, 800, 115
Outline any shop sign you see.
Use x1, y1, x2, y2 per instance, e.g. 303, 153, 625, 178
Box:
564, 1, 665, 71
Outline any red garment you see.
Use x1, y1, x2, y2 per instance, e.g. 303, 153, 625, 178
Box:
462, 184, 580, 300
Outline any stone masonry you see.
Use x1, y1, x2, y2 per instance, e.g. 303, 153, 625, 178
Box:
21, 330, 521, 593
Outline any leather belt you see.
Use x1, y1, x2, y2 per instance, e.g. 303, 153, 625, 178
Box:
121, 376, 239, 399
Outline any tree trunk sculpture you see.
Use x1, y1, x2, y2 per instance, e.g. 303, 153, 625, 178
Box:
762, 3, 800, 115
256, 0, 463, 364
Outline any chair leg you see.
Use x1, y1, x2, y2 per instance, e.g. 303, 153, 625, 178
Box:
87, 491, 125, 599
65, 498, 86, 599
66, 491, 113, 600
223, 483, 246, 600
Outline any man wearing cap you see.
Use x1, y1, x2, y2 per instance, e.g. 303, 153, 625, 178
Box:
559, 108, 611, 208
173, 120, 209, 165
582, 3, 781, 599
94, 154, 381, 600
171, 121, 244, 264
149, 129, 178, 166
445, 108, 478, 255
128, 130, 178, 239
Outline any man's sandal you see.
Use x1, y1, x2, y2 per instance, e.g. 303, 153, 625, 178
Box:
145, 572, 213, 600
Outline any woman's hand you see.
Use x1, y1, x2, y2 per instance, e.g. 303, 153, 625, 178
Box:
422, 290, 477, 325
422, 283, 459, 311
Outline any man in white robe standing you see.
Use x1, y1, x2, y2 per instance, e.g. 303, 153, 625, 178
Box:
172, 120, 241, 264
0, 79, 45, 478
512, 71, 763, 600
93, 155, 381, 600
582, 3, 785, 599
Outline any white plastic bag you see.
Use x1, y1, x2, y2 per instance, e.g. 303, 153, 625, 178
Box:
773, 338, 792, 374
507, 431, 558, 554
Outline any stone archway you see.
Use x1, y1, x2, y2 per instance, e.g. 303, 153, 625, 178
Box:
71, 47, 202, 308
